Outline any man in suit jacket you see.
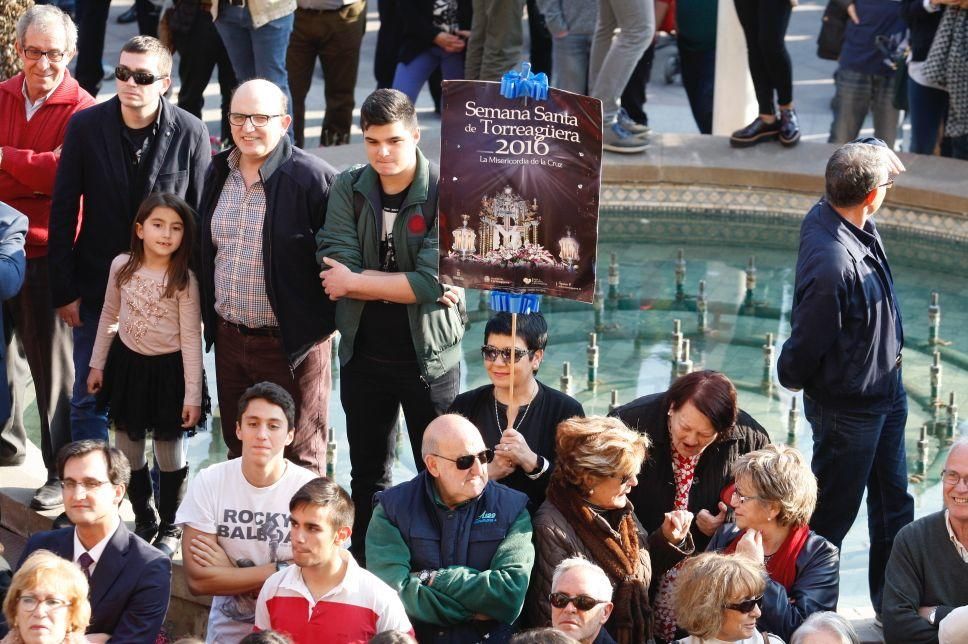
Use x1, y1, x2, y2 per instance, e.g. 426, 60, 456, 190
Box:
47, 35, 209, 445
13, 440, 172, 641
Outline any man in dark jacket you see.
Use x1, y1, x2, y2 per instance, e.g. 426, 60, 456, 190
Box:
47, 35, 210, 444
777, 138, 912, 617
198, 79, 337, 474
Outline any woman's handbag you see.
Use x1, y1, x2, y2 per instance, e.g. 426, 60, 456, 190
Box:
817, 0, 849, 61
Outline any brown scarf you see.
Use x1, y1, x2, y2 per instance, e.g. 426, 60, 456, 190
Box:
546, 479, 651, 644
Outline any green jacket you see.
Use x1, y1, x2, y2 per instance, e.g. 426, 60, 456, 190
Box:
315, 149, 466, 380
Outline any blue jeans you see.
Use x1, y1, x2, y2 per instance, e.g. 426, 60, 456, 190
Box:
828, 67, 901, 148
392, 47, 465, 104
679, 47, 715, 134
71, 302, 109, 442
805, 371, 914, 613
907, 76, 948, 155
215, 7, 294, 113
552, 33, 592, 94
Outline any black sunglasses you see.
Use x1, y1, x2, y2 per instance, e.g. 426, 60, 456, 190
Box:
114, 66, 168, 85
481, 345, 536, 364
432, 449, 494, 470
724, 595, 764, 614
549, 592, 608, 611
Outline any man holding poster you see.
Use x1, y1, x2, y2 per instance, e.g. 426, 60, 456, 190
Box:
316, 89, 466, 566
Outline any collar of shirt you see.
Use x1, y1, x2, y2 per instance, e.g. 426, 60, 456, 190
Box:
22, 78, 61, 121
73, 515, 123, 571
945, 509, 968, 563
277, 550, 360, 607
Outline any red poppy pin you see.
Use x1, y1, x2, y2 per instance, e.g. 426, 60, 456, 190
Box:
408, 214, 427, 235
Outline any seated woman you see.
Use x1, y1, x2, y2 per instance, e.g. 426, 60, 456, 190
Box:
1, 550, 91, 644
450, 312, 584, 510
789, 612, 859, 644
527, 416, 695, 642
707, 445, 840, 641
673, 552, 784, 644
611, 371, 770, 641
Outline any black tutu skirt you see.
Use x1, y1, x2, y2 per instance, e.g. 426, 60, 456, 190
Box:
96, 336, 210, 441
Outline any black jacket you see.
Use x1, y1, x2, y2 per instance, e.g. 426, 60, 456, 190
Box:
611, 392, 771, 552
399, 0, 472, 63
198, 138, 338, 369
777, 199, 904, 413
708, 524, 841, 641
900, 0, 945, 61
48, 96, 210, 309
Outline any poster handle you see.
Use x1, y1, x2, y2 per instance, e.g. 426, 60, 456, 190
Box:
489, 292, 542, 433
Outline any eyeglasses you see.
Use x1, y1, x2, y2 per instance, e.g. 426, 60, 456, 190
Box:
549, 592, 608, 611
877, 175, 897, 190
481, 345, 536, 364
60, 478, 111, 492
228, 113, 285, 128
730, 489, 765, 505
114, 66, 168, 85
431, 449, 495, 470
942, 469, 968, 487
22, 47, 66, 62
724, 595, 763, 614
18, 595, 72, 613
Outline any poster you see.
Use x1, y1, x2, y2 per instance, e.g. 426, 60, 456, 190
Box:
437, 80, 603, 303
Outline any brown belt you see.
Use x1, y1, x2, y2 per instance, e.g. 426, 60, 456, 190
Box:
219, 318, 281, 338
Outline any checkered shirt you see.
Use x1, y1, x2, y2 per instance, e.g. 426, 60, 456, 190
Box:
211, 148, 278, 328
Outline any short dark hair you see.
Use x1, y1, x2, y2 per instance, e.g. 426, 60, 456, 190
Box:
824, 143, 888, 208
239, 632, 293, 644
484, 312, 548, 352
237, 382, 296, 430
510, 629, 579, 644
120, 35, 172, 77
289, 477, 355, 529
56, 440, 131, 487
360, 89, 417, 132
663, 370, 738, 437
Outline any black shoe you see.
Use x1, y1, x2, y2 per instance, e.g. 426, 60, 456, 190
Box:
152, 524, 183, 559
729, 116, 781, 148
117, 6, 138, 23
128, 465, 159, 542
52, 511, 73, 529
778, 108, 801, 147
152, 466, 189, 558
30, 479, 64, 510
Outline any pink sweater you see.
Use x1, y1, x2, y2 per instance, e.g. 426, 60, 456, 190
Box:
91, 254, 203, 406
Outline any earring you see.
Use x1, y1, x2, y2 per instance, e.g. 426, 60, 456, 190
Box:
588, 489, 595, 496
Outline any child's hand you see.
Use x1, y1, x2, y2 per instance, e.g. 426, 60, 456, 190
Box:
87, 368, 103, 395
182, 405, 202, 428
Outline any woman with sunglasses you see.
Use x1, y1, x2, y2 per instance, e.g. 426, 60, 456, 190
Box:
673, 552, 783, 644
707, 445, 839, 641
526, 416, 695, 641
449, 312, 584, 511
1, 550, 91, 644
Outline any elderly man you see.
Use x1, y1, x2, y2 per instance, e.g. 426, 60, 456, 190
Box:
0, 5, 95, 511
777, 137, 912, 618
549, 558, 615, 644
882, 438, 968, 644
199, 79, 337, 473
366, 414, 534, 643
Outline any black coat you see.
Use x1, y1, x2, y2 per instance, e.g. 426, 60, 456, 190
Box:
48, 96, 210, 309
398, 0, 473, 63
900, 0, 945, 62
198, 138, 338, 369
611, 392, 771, 552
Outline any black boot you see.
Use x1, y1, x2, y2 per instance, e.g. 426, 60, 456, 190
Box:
152, 466, 188, 558
128, 465, 159, 542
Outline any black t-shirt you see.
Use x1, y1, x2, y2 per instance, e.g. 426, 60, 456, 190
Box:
120, 110, 158, 213
449, 380, 585, 511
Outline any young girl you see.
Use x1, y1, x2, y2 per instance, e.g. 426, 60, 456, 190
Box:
87, 192, 204, 558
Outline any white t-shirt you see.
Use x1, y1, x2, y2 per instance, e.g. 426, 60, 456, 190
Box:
176, 458, 317, 644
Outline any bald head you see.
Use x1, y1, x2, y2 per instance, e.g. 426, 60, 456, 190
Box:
232, 78, 288, 114
229, 79, 292, 164
422, 414, 480, 459
423, 415, 489, 508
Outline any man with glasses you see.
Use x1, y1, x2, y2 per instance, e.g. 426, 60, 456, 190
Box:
778, 138, 911, 622
10, 440, 171, 640
198, 79, 337, 474
549, 558, 616, 644
0, 5, 94, 512
48, 35, 209, 447
367, 414, 534, 643
317, 89, 465, 565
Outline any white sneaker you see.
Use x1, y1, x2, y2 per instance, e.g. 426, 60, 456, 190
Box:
603, 121, 650, 154
618, 108, 652, 137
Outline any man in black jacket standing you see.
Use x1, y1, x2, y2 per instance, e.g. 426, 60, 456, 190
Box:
48, 36, 210, 444
778, 138, 912, 619
198, 79, 337, 474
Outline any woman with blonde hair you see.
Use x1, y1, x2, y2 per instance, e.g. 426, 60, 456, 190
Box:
1, 550, 90, 644
527, 416, 695, 643
707, 445, 839, 641
673, 552, 783, 643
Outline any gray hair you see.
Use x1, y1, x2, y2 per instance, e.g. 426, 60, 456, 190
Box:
551, 557, 613, 602
732, 444, 818, 527
824, 143, 891, 208
947, 435, 968, 460
790, 611, 859, 644
16, 5, 78, 53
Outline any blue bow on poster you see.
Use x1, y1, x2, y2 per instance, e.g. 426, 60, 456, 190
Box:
490, 291, 542, 315
500, 62, 549, 101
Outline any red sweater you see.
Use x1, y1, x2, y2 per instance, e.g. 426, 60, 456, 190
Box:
0, 71, 95, 258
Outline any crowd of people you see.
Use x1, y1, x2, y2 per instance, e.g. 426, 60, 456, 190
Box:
0, 1, 966, 643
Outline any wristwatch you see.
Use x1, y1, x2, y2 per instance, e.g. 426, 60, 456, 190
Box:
528, 455, 546, 476
417, 570, 434, 586
928, 608, 938, 626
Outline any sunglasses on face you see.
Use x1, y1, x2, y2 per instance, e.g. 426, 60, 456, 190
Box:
724, 595, 764, 614
481, 345, 536, 364
549, 592, 608, 611
432, 449, 495, 470
115, 66, 168, 85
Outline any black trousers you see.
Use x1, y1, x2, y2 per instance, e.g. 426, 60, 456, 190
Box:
341, 354, 460, 565
620, 41, 656, 125
733, 0, 793, 115
527, 0, 553, 78
173, 11, 237, 142
74, 0, 111, 96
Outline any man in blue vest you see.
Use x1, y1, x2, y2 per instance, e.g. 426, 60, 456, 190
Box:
365, 414, 534, 643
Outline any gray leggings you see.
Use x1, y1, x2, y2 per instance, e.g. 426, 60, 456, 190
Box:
114, 431, 186, 472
